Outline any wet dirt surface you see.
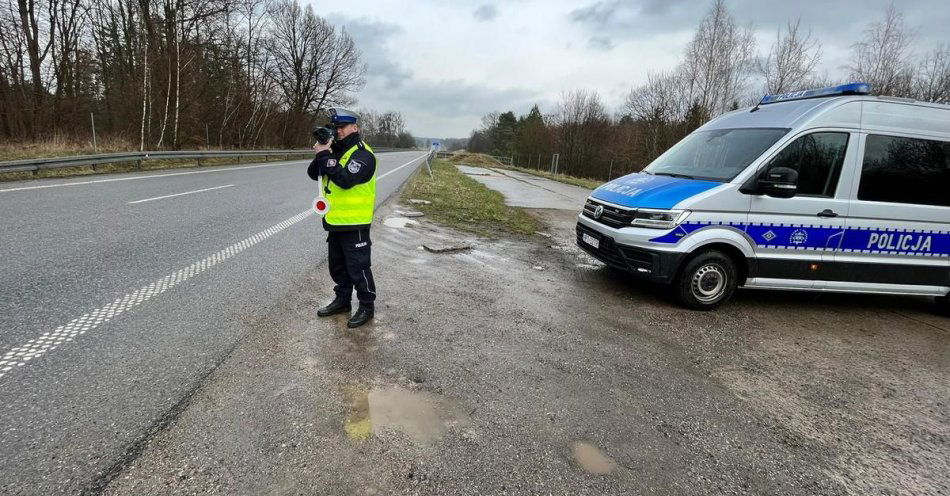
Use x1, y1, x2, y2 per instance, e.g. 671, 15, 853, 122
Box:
104, 203, 949, 495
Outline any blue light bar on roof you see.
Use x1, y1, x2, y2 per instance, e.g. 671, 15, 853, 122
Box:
759, 82, 871, 105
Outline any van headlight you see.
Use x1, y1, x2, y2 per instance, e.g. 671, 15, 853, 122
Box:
631, 209, 690, 229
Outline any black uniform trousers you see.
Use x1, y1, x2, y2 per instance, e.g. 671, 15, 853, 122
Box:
327, 228, 376, 306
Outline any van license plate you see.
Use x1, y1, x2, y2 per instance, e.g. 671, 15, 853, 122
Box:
582, 233, 600, 249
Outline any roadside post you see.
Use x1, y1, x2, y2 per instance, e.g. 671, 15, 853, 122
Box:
90, 113, 98, 154
426, 141, 440, 177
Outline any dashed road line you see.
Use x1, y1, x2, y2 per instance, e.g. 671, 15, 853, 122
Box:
0, 209, 314, 380
128, 184, 234, 204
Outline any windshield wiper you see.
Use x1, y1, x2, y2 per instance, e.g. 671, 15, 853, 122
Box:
652, 172, 695, 179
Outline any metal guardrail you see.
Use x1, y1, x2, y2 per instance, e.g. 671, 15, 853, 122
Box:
0, 148, 402, 175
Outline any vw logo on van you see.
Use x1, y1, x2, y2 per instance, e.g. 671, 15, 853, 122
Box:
593, 205, 604, 219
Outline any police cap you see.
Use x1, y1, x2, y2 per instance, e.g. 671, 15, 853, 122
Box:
328, 108, 359, 127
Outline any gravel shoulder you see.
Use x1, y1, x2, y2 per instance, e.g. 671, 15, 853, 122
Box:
103, 195, 949, 495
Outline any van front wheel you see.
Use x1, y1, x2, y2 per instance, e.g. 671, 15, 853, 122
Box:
674, 250, 738, 310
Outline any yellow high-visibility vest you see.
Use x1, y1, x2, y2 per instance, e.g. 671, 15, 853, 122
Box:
325, 142, 376, 226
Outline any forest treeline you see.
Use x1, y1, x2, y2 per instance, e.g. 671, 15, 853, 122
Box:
0, 0, 414, 151
468, 1, 950, 181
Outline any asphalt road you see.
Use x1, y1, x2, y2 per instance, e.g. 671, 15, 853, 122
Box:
0, 151, 428, 494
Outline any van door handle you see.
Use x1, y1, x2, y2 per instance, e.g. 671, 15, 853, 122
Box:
817, 209, 838, 218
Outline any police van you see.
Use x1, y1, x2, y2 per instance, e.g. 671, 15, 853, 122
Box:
576, 83, 950, 312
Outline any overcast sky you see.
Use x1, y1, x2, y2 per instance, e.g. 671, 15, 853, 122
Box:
322, 0, 950, 139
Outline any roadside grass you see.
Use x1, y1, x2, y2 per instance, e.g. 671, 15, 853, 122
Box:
402, 159, 539, 238
440, 151, 603, 190
0, 154, 310, 183
0, 136, 134, 162
442, 151, 505, 168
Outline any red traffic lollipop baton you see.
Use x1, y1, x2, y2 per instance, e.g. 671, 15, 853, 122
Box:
313, 173, 329, 215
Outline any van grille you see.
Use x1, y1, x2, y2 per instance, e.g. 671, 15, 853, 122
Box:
576, 224, 656, 274
582, 199, 636, 228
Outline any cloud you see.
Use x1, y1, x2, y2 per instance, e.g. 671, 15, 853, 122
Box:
330, 16, 412, 89
569, 0, 694, 36
328, 13, 545, 137
362, 77, 547, 137
473, 4, 497, 22
587, 36, 614, 51
569, 0, 619, 26
391, 80, 540, 117
568, 0, 949, 50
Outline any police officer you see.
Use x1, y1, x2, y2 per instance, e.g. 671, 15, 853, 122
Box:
308, 108, 377, 328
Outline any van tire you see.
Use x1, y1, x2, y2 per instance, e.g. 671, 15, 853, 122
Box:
674, 250, 738, 310
936, 295, 950, 316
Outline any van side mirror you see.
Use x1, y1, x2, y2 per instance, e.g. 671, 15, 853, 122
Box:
756, 166, 798, 198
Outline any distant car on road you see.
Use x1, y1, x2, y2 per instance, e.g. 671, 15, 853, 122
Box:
577, 83, 950, 312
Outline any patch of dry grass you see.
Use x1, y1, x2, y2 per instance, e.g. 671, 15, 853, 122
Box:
0, 135, 135, 162
441, 151, 505, 167
403, 159, 539, 237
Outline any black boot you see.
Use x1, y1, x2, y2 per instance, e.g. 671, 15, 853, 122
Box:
318, 298, 351, 317
347, 305, 374, 328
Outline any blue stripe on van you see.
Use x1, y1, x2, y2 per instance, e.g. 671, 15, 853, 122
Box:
648, 222, 950, 257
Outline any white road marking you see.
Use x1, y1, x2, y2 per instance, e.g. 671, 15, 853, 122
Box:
0, 154, 427, 381
0, 209, 314, 379
128, 184, 234, 204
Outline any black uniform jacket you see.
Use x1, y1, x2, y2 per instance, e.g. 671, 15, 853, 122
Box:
307, 132, 377, 232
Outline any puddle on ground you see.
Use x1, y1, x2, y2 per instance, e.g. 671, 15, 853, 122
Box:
343, 386, 373, 440
572, 441, 617, 474
384, 217, 417, 228
343, 385, 470, 445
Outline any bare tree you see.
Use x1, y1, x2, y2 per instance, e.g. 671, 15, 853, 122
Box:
233, 0, 275, 147
847, 3, 915, 96
625, 70, 685, 123
267, 0, 363, 145
312, 27, 364, 114
759, 18, 822, 94
12, 0, 60, 138
913, 44, 950, 103
0, 0, 30, 136
554, 88, 610, 176
680, 0, 756, 116
356, 108, 413, 147
624, 71, 688, 160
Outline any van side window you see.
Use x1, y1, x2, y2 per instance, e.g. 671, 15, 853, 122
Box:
858, 134, 950, 207
766, 132, 849, 197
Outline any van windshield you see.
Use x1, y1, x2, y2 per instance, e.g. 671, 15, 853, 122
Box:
644, 127, 789, 182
